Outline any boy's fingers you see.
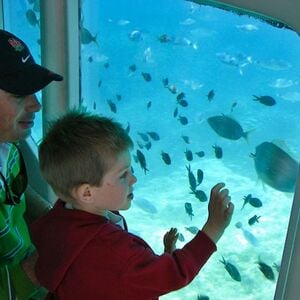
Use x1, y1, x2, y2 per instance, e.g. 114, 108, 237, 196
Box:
211, 182, 225, 196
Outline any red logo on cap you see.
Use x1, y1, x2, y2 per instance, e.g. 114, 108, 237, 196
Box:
8, 38, 24, 52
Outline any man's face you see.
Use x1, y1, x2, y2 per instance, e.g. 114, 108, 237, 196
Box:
0, 89, 41, 142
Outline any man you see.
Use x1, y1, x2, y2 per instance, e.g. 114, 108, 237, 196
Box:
0, 29, 63, 300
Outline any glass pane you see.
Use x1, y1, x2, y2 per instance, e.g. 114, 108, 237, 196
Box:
80, 0, 299, 299
3, 0, 42, 142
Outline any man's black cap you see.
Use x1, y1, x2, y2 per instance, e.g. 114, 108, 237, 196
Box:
0, 29, 63, 95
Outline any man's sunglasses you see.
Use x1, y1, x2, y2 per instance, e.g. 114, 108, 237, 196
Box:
0, 143, 27, 205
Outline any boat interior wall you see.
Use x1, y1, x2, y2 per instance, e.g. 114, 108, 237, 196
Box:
188, 0, 300, 33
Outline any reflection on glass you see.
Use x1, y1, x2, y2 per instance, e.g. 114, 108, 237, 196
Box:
80, 0, 299, 299
3, 0, 42, 142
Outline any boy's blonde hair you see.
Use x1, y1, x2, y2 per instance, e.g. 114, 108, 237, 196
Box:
39, 110, 133, 200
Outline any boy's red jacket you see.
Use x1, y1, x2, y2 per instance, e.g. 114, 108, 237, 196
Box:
30, 199, 216, 300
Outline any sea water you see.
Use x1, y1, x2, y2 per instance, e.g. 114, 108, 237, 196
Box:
6, 0, 300, 299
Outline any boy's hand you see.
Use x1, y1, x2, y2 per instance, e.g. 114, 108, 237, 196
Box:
163, 227, 178, 254
202, 182, 234, 244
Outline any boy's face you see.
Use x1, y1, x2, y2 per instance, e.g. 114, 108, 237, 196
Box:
0, 89, 41, 142
91, 149, 137, 213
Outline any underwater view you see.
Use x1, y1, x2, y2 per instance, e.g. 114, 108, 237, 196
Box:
4, 0, 300, 299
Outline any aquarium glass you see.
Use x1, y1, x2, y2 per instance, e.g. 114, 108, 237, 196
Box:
80, 1, 299, 299
3, 0, 42, 142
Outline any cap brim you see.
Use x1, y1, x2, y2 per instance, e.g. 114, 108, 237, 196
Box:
0, 64, 63, 96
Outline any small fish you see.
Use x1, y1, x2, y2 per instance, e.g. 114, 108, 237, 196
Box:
185, 226, 199, 235
138, 132, 149, 142
195, 151, 205, 158
177, 92, 185, 101
178, 115, 188, 125
213, 145, 223, 159
80, 27, 98, 45
186, 164, 197, 192
207, 89, 215, 101
167, 84, 177, 94
147, 131, 160, 141
220, 257, 242, 282
134, 197, 158, 214
147, 101, 152, 110
184, 202, 194, 220
257, 260, 275, 281
107, 99, 117, 113
129, 64, 137, 72
191, 189, 208, 202
93, 101, 96, 110
136, 149, 148, 174
177, 99, 188, 107
253, 95, 276, 106
197, 295, 209, 300
230, 101, 238, 112
161, 151, 171, 165
196, 169, 204, 185
235, 222, 259, 246
88, 56, 93, 63
242, 194, 263, 209
177, 232, 185, 242
158, 34, 173, 43
173, 107, 178, 118
185, 149, 193, 161
248, 214, 261, 226
142, 72, 152, 82
97, 80, 102, 87
128, 29, 143, 41
162, 78, 169, 87
104, 62, 109, 69
144, 142, 152, 150
182, 135, 190, 144
26, 9, 39, 27
116, 94, 122, 101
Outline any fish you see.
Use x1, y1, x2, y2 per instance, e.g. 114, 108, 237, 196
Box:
220, 256, 242, 282
207, 115, 249, 141
256, 59, 291, 71
230, 101, 238, 113
161, 151, 171, 165
248, 215, 261, 226
128, 30, 143, 41
177, 92, 185, 101
178, 115, 188, 125
88, 56, 93, 63
116, 94, 122, 101
129, 64, 137, 72
147, 131, 160, 141
147, 101, 152, 110
251, 142, 298, 192
197, 295, 209, 300
173, 107, 178, 118
257, 260, 275, 281
182, 135, 190, 144
185, 226, 199, 235
138, 132, 149, 142
177, 233, 185, 242
141, 72, 152, 82
213, 145, 223, 159
107, 100, 117, 113
235, 24, 259, 31
185, 149, 193, 161
103, 62, 109, 69
158, 34, 173, 43
253, 95, 276, 106
134, 197, 158, 214
191, 189, 207, 202
186, 164, 197, 191
196, 169, 204, 185
235, 222, 259, 246
216, 52, 252, 75
162, 78, 169, 87
195, 151, 205, 158
136, 149, 148, 174
117, 19, 130, 26
80, 27, 98, 45
207, 89, 215, 101
26, 9, 39, 27
269, 78, 297, 89
180, 18, 196, 26
184, 202, 194, 220
177, 99, 188, 107
97, 80, 102, 87
143, 47, 152, 63
242, 194, 263, 209
144, 142, 152, 150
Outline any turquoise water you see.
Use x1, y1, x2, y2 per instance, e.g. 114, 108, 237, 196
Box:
4, 0, 300, 299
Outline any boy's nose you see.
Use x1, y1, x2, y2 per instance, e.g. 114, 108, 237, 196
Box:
25, 94, 41, 112
131, 174, 137, 185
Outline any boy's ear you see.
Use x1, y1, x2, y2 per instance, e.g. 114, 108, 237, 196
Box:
72, 184, 93, 203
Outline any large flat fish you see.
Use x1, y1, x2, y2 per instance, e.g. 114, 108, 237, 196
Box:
252, 142, 298, 192
207, 115, 249, 141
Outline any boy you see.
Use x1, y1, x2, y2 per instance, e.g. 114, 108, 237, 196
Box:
31, 110, 234, 300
